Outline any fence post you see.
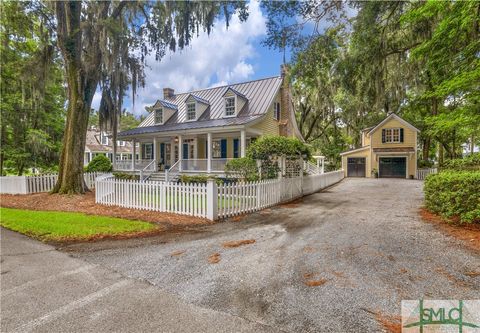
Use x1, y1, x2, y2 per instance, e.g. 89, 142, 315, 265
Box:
206, 178, 218, 221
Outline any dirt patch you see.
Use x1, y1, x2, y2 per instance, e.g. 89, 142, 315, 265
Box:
280, 198, 303, 208
229, 215, 246, 223
420, 208, 480, 252
304, 278, 328, 287
222, 239, 256, 248
0, 192, 213, 227
208, 252, 221, 264
302, 272, 328, 287
303, 246, 315, 253
171, 250, 186, 257
464, 271, 480, 278
374, 312, 401, 333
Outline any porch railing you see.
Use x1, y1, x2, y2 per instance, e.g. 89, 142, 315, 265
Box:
140, 159, 156, 181
304, 160, 322, 175
165, 159, 180, 182
211, 158, 234, 172
114, 159, 154, 171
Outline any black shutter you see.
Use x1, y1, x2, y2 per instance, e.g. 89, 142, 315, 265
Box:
400, 128, 404, 142
382, 129, 386, 143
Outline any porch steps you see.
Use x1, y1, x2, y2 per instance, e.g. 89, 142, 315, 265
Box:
146, 172, 178, 182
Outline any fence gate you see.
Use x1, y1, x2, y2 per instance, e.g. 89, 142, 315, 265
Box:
280, 177, 303, 202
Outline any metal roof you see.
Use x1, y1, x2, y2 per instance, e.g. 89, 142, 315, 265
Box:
153, 99, 178, 110
222, 87, 248, 100
118, 115, 262, 138
187, 94, 210, 105
137, 76, 282, 128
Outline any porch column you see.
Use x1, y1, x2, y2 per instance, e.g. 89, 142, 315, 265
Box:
321, 157, 325, 174
207, 132, 212, 173
153, 137, 158, 171
240, 129, 246, 158
132, 139, 136, 171
178, 135, 183, 172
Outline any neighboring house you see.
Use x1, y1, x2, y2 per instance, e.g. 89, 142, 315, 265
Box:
116, 66, 303, 180
84, 128, 135, 166
340, 114, 420, 178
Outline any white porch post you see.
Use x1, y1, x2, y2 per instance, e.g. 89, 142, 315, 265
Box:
321, 158, 325, 174
178, 135, 183, 172
132, 139, 136, 171
240, 129, 246, 158
153, 137, 158, 171
207, 132, 212, 173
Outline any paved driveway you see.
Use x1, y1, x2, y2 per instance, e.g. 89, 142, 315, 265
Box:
67, 178, 480, 332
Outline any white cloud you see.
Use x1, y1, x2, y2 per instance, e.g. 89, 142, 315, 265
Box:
130, 0, 266, 116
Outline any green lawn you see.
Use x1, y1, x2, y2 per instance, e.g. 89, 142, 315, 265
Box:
0, 207, 157, 241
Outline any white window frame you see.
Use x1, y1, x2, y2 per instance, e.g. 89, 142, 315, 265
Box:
100, 132, 109, 145
186, 102, 196, 121
116, 140, 125, 147
224, 96, 236, 117
273, 102, 280, 120
384, 128, 401, 143
155, 108, 163, 124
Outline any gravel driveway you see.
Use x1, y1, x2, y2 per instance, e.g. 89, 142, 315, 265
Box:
68, 178, 480, 332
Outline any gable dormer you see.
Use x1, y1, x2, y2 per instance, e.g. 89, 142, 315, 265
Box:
149, 99, 178, 125
184, 94, 209, 121
222, 87, 248, 118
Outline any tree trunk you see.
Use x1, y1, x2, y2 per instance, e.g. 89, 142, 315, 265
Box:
438, 142, 444, 166
52, 71, 94, 194
52, 1, 99, 194
422, 137, 431, 161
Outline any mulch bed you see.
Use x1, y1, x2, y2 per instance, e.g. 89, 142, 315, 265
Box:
420, 208, 480, 252
0, 191, 213, 227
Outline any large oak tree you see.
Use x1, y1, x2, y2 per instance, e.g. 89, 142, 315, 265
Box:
47, 1, 248, 193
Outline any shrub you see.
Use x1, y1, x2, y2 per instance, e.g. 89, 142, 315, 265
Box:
441, 153, 480, 171
247, 136, 311, 161
113, 172, 139, 181
179, 175, 209, 183
424, 170, 480, 223
418, 159, 434, 168
225, 157, 259, 181
86, 155, 112, 172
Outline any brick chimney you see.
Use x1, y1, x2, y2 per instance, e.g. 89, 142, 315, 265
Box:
163, 88, 174, 99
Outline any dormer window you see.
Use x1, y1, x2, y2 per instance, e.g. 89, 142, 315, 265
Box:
186, 103, 196, 121
100, 132, 108, 145
155, 108, 163, 124
225, 97, 236, 117
382, 128, 403, 143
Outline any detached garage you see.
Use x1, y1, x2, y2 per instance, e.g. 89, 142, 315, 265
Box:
340, 114, 420, 179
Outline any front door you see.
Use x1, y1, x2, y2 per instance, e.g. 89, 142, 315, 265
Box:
379, 157, 406, 178
347, 157, 366, 177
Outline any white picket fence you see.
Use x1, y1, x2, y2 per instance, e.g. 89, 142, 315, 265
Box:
95, 175, 209, 218
0, 172, 103, 194
96, 170, 344, 220
416, 168, 437, 180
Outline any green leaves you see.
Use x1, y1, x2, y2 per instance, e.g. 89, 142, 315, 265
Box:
424, 170, 480, 223
246, 136, 312, 161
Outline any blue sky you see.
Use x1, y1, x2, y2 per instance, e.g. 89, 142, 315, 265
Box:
92, 0, 288, 116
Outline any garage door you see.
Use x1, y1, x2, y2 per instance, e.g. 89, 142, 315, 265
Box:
379, 157, 406, 178
347, 158, 366, 177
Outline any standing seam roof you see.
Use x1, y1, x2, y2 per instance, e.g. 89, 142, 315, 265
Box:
137, 76, 282, 128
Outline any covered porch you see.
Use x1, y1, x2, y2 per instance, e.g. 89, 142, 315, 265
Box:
115, 128, 257, 180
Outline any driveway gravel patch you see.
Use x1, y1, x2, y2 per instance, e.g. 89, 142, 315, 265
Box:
67, 178, 480, 332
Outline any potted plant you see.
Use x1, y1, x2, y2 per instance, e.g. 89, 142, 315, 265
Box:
371, 168, 379, 178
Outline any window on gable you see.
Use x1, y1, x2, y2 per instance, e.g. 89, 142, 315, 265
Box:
117, 140, 125, 147
274, 102, 280, 120
187, 103, 196, 121
100, 132, 108, 145
155, 108, 163, 124
384, 128, 401, 143
225, 97, 236, 117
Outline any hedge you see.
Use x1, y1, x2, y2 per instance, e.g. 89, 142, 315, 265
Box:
424, 170, 480, 223
441, 153, 480, 171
